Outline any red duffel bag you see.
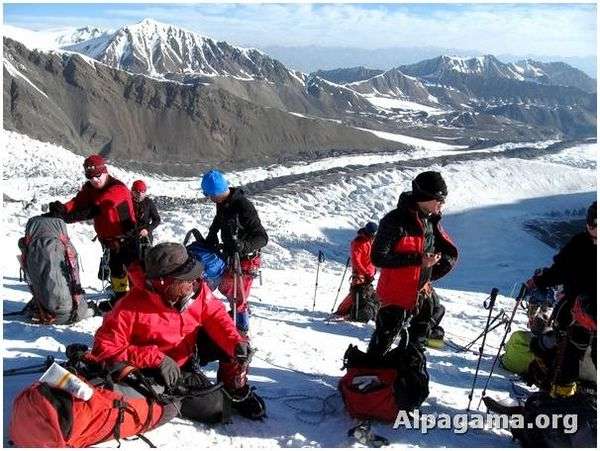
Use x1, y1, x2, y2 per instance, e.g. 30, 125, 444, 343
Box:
9, 379, 175, 448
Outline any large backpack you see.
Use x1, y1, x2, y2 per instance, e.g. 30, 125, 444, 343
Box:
339, 343, 429, 423
348, 284, 380, 323
184, 229, 227, 289
17, 215, 88, 324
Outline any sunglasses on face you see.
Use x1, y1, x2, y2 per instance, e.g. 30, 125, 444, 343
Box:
86, 174, 103, 181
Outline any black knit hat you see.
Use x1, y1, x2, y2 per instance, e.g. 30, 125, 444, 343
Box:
587, 201, 596, 227
145, 243, 203, 280
412, 171, 448, 202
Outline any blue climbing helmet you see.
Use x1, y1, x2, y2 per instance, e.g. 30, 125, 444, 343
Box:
201, 169, 229, 197
364, 221, 378, 236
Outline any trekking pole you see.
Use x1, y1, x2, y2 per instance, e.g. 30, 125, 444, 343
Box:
461, 309, 507, 352
330, 257, 351, 313
231, 251, 243, 328
312, 251, 325, 312
467, 287, 499, 411
477, 283, 528, 410
3, 356, 55, 377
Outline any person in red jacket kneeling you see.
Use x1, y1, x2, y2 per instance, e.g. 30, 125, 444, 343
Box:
90, 242, 266, 420
335, 222, 380, 322
367, 171, 458, 356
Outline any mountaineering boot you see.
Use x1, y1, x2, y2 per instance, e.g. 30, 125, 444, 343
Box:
429, 325, 445, 340
110, 274, 130, 299
229, 386, 266, 420
550, 382, 577, 398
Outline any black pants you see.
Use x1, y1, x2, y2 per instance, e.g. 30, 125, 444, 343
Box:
429, 290, 445, 335
105, 238, 138, 279
367, 291, 435, 357
554, 325, 596, 385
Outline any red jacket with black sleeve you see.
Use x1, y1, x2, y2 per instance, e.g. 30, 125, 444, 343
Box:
90, 283, 243, 369
63, 176, 136, 241
351, 233, 376, 280
371, 192, 458, 309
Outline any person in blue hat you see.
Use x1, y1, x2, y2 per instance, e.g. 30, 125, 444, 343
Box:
335, 221, 380, 322
201, 170, 268, 335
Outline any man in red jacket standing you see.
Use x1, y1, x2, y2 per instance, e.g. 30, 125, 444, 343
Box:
90, 242, 266, 420
49, 155, 137, 302
367, 171, 458, 356
335, 222, 379, 321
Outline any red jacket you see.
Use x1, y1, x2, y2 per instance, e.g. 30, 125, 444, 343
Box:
64, 176, 136, 240
373, 192, 458, 309
351, 234, 376, 280
90, 283, 243, 368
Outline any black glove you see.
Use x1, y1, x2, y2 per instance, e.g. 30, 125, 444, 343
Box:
234, 342, 253, 364
65, 343, 89, 362
159, 355, 181, 387
205, 234, 221, 252
48, 201, 66, 218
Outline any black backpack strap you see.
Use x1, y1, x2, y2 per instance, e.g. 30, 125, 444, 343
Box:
183, 229, 205, 246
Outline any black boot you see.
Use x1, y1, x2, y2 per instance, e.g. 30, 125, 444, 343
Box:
230, 386, 266, 421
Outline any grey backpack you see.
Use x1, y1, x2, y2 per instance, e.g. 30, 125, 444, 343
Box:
18, 216, 87, 324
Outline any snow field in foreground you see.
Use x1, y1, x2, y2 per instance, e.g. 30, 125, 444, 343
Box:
2, 132, 597, 447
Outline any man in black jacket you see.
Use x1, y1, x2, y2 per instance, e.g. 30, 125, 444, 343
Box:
527, 201, 597, 398
201, 170, 268, 335
368, 171, 458, 356
131, 180, 161, 244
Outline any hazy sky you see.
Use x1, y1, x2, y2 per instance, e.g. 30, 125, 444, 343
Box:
3, 3, 597, 57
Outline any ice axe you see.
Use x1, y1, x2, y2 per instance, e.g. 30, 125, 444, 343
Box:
312, 250, 325, 312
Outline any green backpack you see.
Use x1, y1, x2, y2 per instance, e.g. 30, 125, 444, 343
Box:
501, 330, 535, 375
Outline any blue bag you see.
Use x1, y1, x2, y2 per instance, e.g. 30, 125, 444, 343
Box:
184, 229, 227, 289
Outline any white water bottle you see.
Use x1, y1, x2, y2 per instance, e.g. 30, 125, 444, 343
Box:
39, 362, 94, 401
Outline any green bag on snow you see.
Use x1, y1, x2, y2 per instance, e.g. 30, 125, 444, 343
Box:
501, 330, 535, 375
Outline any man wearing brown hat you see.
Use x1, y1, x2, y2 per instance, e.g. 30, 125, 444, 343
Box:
367, 171, 458, 357
49, 154, 138, 302
89, 242, 266, 420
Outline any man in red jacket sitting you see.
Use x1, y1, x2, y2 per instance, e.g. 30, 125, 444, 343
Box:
367, 171, 458, 356
49, 155, 138, 302
90, 242, 266, 420
335, 222, 380, 322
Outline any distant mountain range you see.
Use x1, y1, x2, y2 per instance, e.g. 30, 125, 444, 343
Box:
263, 45, 597, 79
3, 19, 596, 174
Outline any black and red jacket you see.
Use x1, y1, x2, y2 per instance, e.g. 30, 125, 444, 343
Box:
371, 192, 458, 309
63, 176, 136, 241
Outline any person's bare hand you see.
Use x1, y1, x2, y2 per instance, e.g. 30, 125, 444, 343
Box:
422, 253, 441, 268
139, 229, 149, 238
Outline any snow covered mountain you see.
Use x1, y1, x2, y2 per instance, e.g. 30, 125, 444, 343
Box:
3, 24, 110, 50
509, 59, 596, 93
400, 55, 524, 80
3, 130, 597, 447
64, 18, 297, 84
3, 18, 597, 168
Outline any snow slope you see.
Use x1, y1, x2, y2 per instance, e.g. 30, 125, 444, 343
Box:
2, 132, 596, 447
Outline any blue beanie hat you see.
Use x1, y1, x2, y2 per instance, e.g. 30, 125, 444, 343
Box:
201, 170, 229, 196
365, 221, 378, 236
